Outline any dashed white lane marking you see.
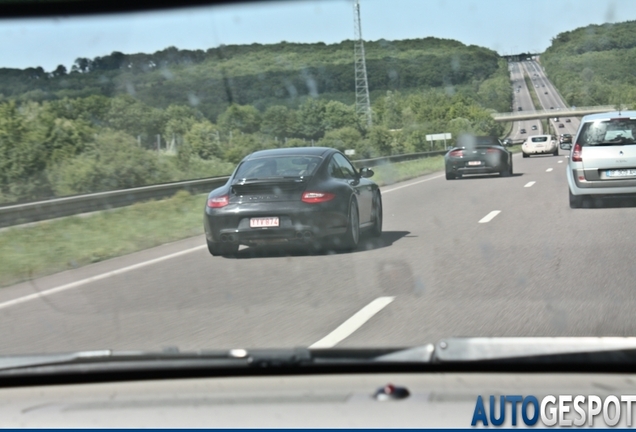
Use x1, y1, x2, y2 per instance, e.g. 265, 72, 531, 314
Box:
478, 210, 501, 224
558, 160, 563, 164
309, 296, 395, 349
546, 168, 553, 172
382, 174, 444, 194
524, 181, 536, 188
0, 245, 207, 310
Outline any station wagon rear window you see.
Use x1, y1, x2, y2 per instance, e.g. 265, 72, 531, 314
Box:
531, 137, 549, 142
578, 119, 636, 145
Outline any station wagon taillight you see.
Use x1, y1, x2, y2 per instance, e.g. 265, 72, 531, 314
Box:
571, 143, 583, 162
449, 150, 464, 157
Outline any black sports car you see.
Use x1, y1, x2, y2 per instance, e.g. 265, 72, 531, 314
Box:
204, 147, 382, 256
444, 135, 513, 180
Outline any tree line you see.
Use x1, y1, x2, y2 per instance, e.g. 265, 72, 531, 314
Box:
541, 20, 636, 107
0, 38, 511, 204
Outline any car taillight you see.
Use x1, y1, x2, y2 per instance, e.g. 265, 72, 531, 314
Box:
302, 192, 335, 203
449, 150, 464, 157
486, 148, 499, 154
571, 143, 583, 162
207, 195, 229, 208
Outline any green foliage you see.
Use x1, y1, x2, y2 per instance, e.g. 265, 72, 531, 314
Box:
105, 95, 163, 147
323, 100, 358, 131
47, 130, 172, 196
184, 121, 221, 160
261, 105, 295, 137
317, 127, 362, 153
223, 132, 260, 164
542, 20, 636, 107
296, 98, 326, 140
218, 104, 262, 134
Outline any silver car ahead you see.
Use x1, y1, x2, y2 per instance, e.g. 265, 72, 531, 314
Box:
567, 111, 636, 208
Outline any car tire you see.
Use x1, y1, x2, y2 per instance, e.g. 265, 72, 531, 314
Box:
369, 191, 382, 238
569, 189, 584, 209
553, 148, 559, 156
522, 152, 529, 158
339, 198, 360, 251
500, 160, 513, 177
445, 172, 456, 180
207, 239, 239, 257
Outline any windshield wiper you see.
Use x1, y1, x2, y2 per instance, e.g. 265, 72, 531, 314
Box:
3, 338, 636, 383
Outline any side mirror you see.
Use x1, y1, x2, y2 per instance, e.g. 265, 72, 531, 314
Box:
359, 167, 374, 178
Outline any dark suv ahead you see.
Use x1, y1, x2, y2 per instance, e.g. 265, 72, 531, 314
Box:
559, 134, 572, 150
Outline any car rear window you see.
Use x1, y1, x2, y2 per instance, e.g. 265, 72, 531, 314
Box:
578, 118, 636, 146
531, 136, 548, 142
234, 155, 322, 179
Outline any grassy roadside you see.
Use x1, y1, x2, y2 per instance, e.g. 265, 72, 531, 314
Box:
0, 156, 448, 288
523, 74, 543, 112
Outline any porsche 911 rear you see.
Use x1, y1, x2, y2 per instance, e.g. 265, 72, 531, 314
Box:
445, 146, 511, 179
204, 178, 348, 247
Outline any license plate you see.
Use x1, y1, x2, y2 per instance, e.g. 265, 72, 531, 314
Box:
607, 169, 636, 178
468, 161, 482, 166
250, 217, 279, 228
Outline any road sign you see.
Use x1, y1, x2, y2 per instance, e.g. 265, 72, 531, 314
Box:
345, 149, 355, 156
426, 133, 451, 141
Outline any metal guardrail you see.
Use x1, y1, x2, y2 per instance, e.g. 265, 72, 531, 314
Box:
0, 150, 449, 228
0, 176, 230, 229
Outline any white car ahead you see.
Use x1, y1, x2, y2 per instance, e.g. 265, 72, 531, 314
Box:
522, 134, 558, 158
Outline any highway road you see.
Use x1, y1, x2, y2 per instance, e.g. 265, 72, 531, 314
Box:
2, 151, 636, 355
1, 65, 635, 356
520, 59, 580, 136
509, 62, 543, 139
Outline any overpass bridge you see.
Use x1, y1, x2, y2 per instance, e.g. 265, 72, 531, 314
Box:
491, 105, 632, 122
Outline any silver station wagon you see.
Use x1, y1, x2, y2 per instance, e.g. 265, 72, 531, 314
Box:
568, 111, 636, 208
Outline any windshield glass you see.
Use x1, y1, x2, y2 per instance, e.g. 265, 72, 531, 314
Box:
1, 0, 636, 360
578, 119, 636, 145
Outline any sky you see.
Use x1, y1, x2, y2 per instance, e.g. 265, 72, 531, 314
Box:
0, 0, 634, 71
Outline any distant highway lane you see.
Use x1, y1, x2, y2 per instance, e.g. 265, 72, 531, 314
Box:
2, 149, 636, 355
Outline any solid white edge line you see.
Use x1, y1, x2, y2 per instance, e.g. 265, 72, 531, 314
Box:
381, 174, 444, 194
546, 168, 553, 172
558, 160, 563, 163
478, 210, 501, 224
0, 245, 207, 310
309, 296, 395, 349
524, 181, 536, 188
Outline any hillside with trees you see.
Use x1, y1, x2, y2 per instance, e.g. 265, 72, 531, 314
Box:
541, 20, 636, 107
0, 37, 511, 204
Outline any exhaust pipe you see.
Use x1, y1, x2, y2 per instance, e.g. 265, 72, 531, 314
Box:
295, 232, 304, 239
303, 231, 313, 239
220, 234, 228, 242
227, 234, 235, 242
